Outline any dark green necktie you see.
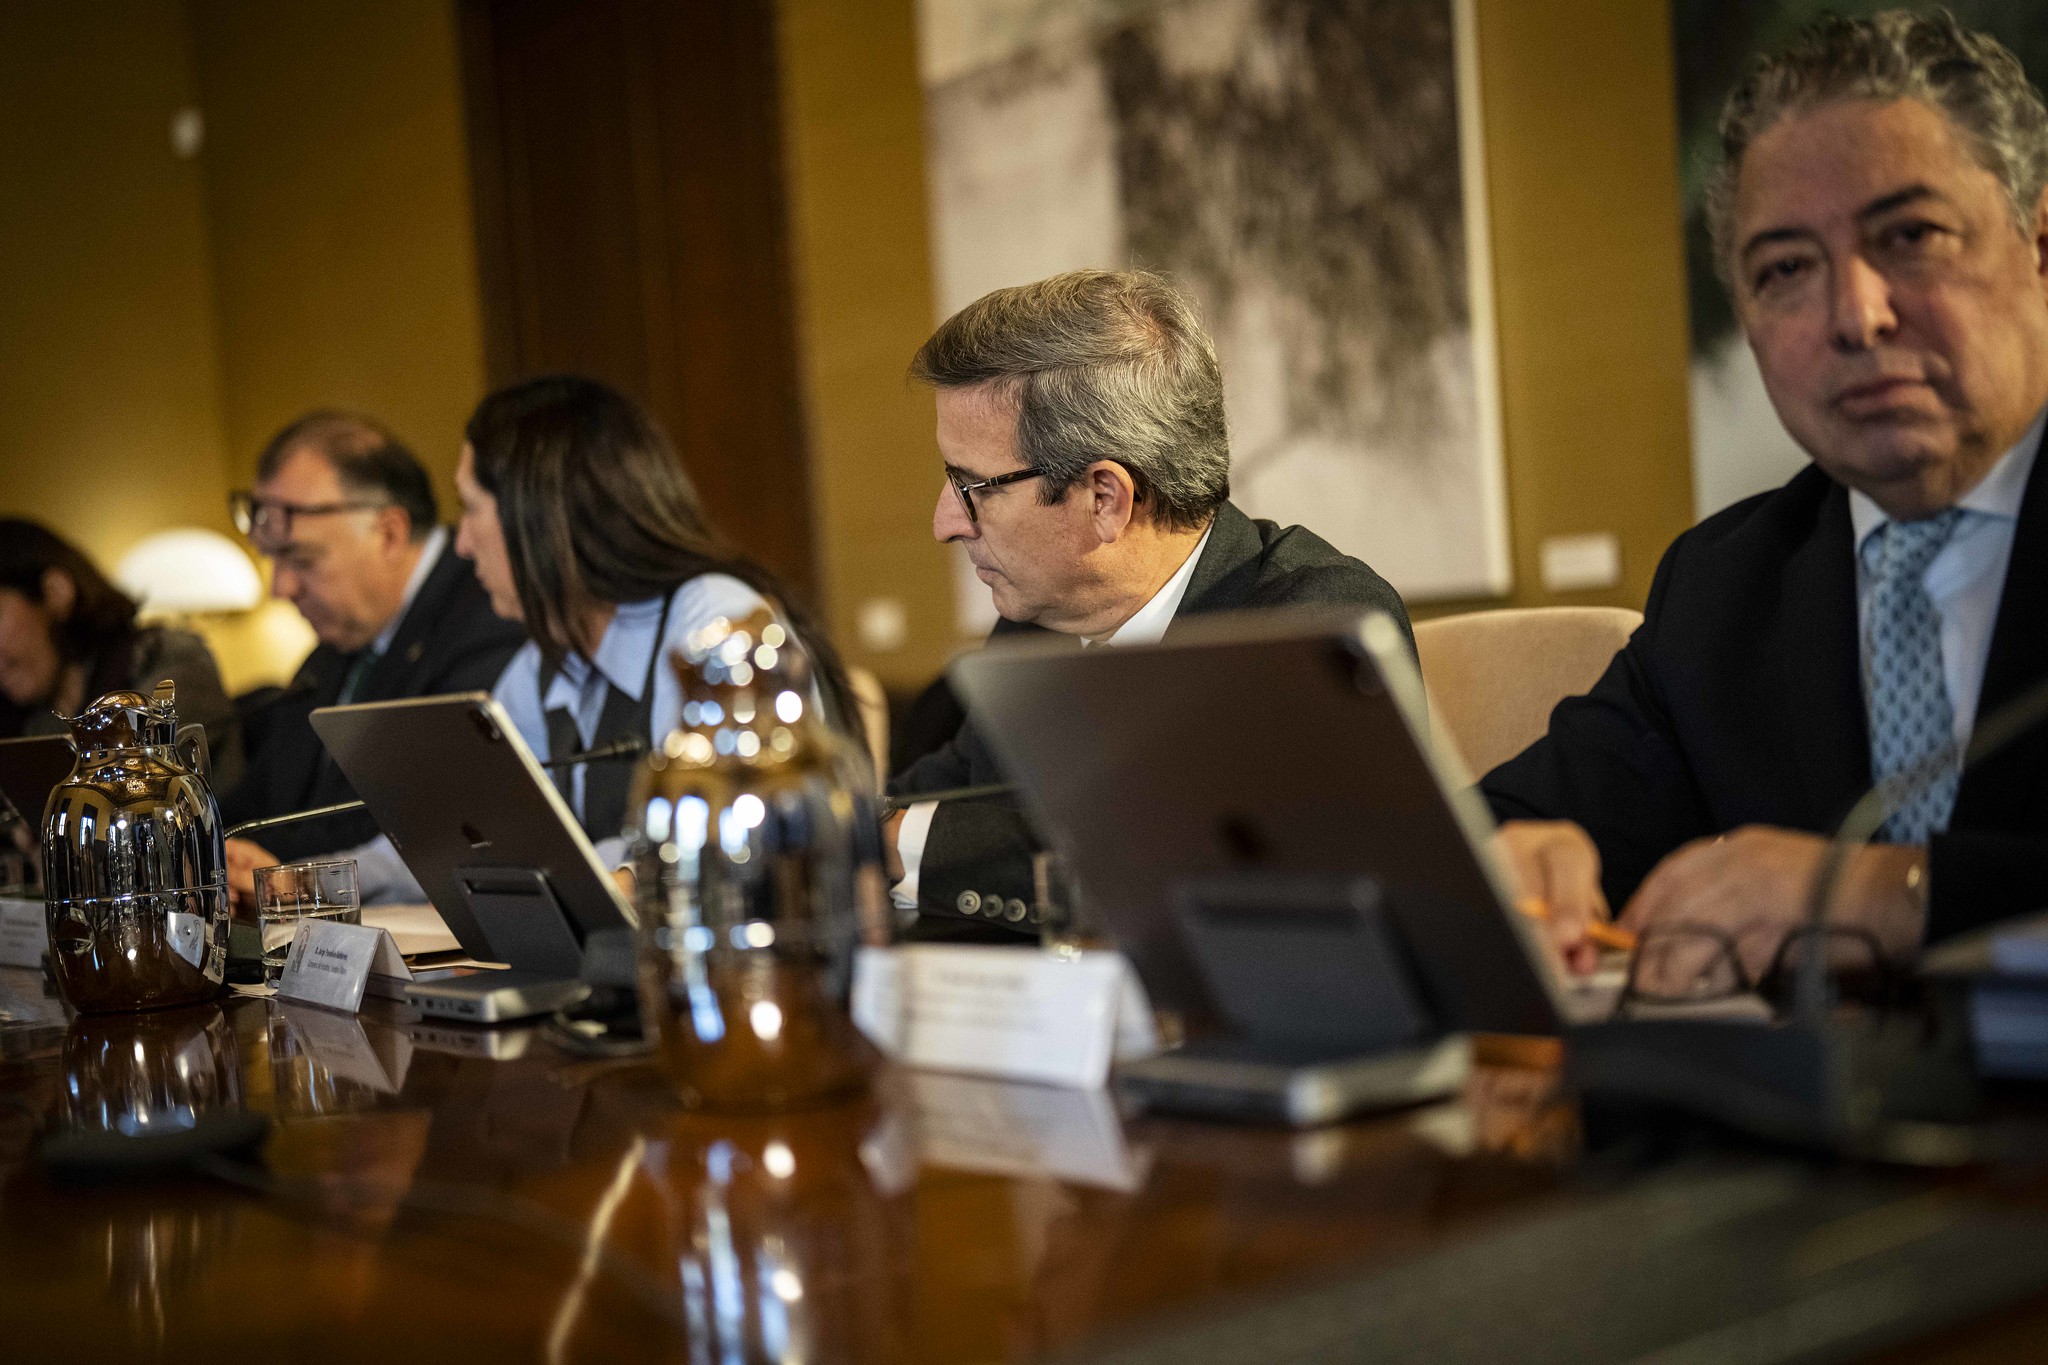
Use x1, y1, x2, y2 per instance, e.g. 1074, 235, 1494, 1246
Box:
335, 650, 380, 706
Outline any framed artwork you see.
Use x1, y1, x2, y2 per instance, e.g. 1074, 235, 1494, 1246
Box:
918, 0, 1510, 630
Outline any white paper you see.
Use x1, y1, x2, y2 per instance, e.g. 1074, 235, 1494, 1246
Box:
360, 902, 461, 957
277, 922, 409, 1014
852, 944, 1126, 1090
1111, 955, 1159, 1060
851, 946, 906, 1054
0, 897, 47, 969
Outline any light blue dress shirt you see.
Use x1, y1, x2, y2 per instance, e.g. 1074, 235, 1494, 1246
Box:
1849, 409, 2042, 756
492, 572, 769, 827
343, 572, 769, 901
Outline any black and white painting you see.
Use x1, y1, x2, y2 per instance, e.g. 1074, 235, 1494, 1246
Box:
918, 0, 1509, 630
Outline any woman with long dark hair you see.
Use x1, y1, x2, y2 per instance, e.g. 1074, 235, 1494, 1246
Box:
453, 374, 859, 850
0, 519, 239, 782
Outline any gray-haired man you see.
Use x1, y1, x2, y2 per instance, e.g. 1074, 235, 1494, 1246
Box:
1489, 12, 2048, 986
886, 269, 1412, 938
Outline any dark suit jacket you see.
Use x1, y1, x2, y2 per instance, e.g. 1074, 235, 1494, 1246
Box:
219, 536, 527, 860
1483, 455, 2048, 944
890, 500, 1414, 938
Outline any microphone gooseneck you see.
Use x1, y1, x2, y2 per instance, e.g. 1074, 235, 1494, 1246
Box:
875, 783, 1015, 817
222, 735, 653, 842
1799, 670, 2048, 1018
545, 736, 646, 769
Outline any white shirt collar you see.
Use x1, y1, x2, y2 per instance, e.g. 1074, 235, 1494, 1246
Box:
370, 525, 449, 656
1849, 406, 2043, 550
1098, 524, 1213, 647
546, 594, 668, 706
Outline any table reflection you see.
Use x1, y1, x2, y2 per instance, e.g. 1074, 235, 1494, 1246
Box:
261, 1001, 413, 1119
645, 1100, 917, 1365
53, 1005, 246, 1351
60, 1003, 242, 1140
2, 974, 1585, 1362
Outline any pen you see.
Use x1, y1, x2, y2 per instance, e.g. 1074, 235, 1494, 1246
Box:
1515, 896, 1638, 953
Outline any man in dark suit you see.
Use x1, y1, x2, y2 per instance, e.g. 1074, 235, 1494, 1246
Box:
887, 269, 1411, 938
220, 412, 526, 902
1485, 12, 2048, 984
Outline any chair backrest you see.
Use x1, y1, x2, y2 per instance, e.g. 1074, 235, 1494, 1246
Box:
845, 666, 891, 785
1412, 606, 1642, 779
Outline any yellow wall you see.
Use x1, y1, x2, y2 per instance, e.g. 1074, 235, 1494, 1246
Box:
188, 0, 487, 506
0, 0, 1694, 697
0, 3, 486, 693
1457, 0, 1695, 615
777, 0, 958, 690
0, 0, 231, 567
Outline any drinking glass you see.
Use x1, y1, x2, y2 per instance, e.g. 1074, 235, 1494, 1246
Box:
253, 860, 360, 984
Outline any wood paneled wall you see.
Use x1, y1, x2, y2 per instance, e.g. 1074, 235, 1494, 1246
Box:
458, 0, 818, 599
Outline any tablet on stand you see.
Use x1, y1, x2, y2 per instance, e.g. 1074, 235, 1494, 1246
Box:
950, 607, 1573, 1125
310, 694, 632, 1023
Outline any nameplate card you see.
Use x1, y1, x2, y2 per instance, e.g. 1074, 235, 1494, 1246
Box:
0, 896, 47, 970
276, 922, 411, 1013
0, 897, 47, 969
852, 945, 1148, 1090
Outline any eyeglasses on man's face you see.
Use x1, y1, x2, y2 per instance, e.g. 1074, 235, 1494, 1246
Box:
945, 466, 1049, 526
230, 490, 390, 545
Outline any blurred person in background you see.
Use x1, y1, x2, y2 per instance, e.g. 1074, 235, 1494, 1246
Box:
0, 518, 239, 784
221, 411, 525, 907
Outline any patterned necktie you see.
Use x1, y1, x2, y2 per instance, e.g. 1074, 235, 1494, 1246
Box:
1865, 508, 1964, 842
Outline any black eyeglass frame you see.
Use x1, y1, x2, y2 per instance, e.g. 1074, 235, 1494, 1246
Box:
230, 490, 393, 542
1620, 921, 1907, 1014
945, 466, 1050, 525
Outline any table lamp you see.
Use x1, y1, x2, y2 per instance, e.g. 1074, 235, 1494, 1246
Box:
113, 528, 262, 615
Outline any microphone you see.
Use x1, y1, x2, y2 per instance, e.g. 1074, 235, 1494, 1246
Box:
223, 736, 651, 841
875, 782, 1014, 817
541, 736, 648, 770
1571, 670, 2048, 1161
1798, 670, 2048, 1021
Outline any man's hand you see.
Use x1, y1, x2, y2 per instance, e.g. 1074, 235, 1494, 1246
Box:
1493, 820, 1610, 975
882, 808, 906, 882
224, 838, 278, 916
1620, 825, 1928, 993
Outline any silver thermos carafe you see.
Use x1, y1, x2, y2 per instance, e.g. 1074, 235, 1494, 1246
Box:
42, 680, 230, 1012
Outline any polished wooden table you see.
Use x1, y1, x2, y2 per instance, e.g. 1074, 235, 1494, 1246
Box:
1, 966, 2046, 1363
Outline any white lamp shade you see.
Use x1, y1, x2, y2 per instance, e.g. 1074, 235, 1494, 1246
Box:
115, 528, 263, 615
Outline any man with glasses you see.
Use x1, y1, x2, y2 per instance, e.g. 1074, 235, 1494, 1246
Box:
219, 411, 526, 901
886, 269, 1411, 938
1488, 12, 2048, 994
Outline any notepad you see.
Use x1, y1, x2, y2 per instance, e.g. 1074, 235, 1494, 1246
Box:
360, 902, 461, 957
